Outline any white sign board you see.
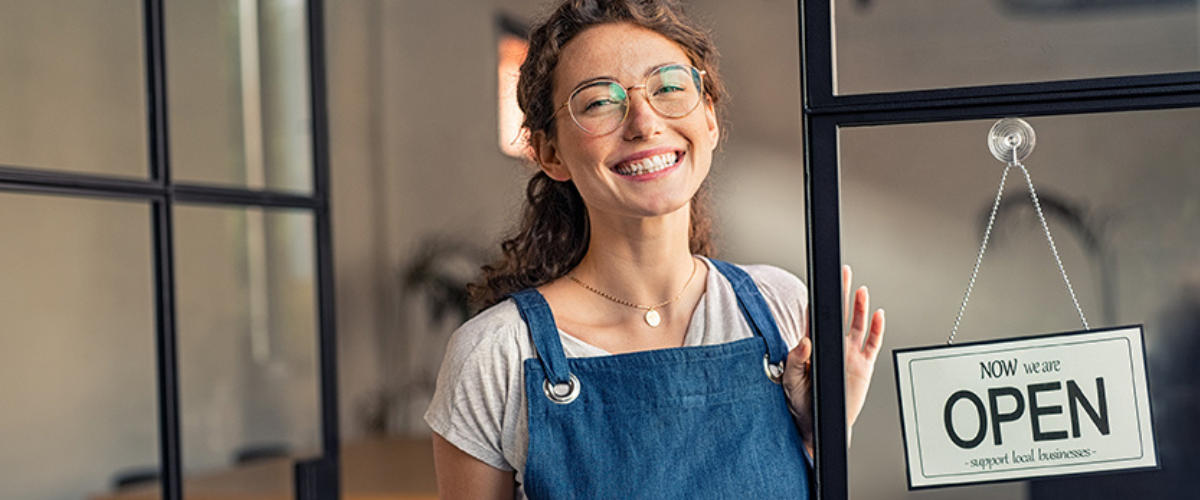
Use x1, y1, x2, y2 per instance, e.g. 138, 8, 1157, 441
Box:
893, 325, 1157, 489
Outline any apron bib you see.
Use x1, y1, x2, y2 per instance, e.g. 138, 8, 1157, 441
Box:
512, 259, 810, 499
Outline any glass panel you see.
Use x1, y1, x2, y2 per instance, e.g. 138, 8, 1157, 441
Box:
0, 0, 147, 177
175, 205, 319, 498
840, 108, 1200, 498
833, 0, 1200, 95
0, 193, 156, 499
167, 0, 313, 193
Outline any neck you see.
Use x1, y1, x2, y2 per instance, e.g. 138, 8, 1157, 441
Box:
572, 203, 698, 305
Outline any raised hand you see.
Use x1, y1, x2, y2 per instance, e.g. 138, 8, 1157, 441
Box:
784, 265, 886, 454
841, 265, 885, 441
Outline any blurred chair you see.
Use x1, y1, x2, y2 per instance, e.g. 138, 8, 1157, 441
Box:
111, 467, 159, 489
233, 442, 292, 464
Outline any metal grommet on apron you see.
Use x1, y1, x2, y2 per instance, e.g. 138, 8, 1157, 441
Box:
763, 354, 785, 384
542, 374, 580, 404
511, 259, 810, 499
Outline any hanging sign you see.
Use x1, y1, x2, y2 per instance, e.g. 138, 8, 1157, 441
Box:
893, 325, 1157, 489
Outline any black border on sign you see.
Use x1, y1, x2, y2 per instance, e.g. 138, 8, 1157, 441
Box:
890, 324, 1160, 491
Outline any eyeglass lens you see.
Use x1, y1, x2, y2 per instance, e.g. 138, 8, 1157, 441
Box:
567, 65, 704, 135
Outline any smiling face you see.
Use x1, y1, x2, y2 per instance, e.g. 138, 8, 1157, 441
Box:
533, 22, 720, 223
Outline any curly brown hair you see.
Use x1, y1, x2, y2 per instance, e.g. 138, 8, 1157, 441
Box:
468, 0, 727, 310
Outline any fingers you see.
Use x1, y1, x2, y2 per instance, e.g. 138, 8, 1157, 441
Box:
842, 265, 852, 324
852, 286, 869, 332
842, 265, 886, 355
846, 285, 869, 349
863, 309, 885, 359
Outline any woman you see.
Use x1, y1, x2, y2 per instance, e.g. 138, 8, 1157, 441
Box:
425, 0, 885, 497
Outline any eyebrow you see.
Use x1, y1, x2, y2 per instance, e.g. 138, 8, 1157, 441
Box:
569, 75, 616, 91
566, 62, 688, 92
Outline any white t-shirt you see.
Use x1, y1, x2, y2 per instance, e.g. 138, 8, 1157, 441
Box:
424, 257, 808, 497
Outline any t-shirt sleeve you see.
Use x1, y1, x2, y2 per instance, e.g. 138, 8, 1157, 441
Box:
742, 264, 809, 351
424, 302, 527, 471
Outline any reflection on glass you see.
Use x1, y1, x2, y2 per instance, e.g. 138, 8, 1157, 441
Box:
167, 0, 313, 193
833, 0, 1200, 95
0, 193, 156, 499
0, 0, 147, 177
840, 108, 1200, 499
175, 205, 319, 498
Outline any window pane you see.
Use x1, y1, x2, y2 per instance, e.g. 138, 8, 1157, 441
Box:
167, 0, 314, 193
174, 205, 319, 498
0, 193, 156, 499
833, 0, 1200, 95
840, 108, 1200, 499
0, 0, 147, 177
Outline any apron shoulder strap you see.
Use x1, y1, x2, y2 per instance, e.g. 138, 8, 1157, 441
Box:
509, 288, 572, 385
708, 259, 792, 364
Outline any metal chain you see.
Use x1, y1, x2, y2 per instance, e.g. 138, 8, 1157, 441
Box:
566, 257, 698, 311
1016, 162, 1090, 331
947, 161, 1090, 344
948, 164, 1011, 344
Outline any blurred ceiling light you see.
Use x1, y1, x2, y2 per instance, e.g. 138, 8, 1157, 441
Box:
498, 32, 529, 159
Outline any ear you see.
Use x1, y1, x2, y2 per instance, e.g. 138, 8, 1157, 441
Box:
531, 130, 571, 182
704, 99, 720, 146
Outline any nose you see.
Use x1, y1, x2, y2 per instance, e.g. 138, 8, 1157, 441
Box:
622, 85, 662, 141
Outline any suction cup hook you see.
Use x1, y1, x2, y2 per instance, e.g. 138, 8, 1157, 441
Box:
988, 117, 1036, 163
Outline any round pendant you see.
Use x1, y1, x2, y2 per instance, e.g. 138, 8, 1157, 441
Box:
644, 309, 661, 327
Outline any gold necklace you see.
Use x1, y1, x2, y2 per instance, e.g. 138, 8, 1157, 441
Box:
566, 258, 698, 328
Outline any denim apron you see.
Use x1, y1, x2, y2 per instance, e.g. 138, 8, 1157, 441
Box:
511, 259, 810, 499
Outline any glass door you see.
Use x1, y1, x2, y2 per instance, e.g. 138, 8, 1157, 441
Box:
801, 1, 1200, 499
0, 0, 338, 498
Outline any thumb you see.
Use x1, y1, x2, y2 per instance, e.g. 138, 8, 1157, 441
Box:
784, 336, 813, 399
785, 336, 816, 450
789, 336, 812, 371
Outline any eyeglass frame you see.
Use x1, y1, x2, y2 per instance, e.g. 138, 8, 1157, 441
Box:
554, 63, 708, 136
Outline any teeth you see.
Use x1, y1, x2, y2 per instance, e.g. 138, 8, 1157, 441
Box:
616, 152, 678, 176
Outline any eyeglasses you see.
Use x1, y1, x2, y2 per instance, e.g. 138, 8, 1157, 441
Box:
558, 64, 707, 136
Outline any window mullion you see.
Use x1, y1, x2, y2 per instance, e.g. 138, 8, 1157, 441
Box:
143, 0, 182, 498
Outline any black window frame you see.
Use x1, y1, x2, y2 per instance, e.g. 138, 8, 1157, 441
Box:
0, 1, 339, 498
799, 1, 1200, 499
